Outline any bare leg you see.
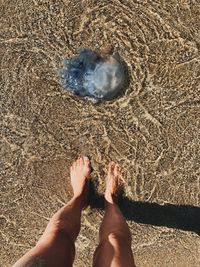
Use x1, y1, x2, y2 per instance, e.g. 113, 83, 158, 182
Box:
93, 162, 136, 267
13, 156, 90, 267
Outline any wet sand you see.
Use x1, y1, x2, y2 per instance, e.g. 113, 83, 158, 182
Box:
0, 1, 200, 266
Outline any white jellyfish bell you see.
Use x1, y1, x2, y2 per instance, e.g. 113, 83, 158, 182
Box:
58, 48, 128, 102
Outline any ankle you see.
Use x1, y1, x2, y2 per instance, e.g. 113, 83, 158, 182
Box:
73, 181, 88, 198
72, 191, 88, 209
105, 194, 118, 205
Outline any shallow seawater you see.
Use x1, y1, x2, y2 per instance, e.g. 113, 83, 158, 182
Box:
1, 1, 200, 267
58, 48, 127, 102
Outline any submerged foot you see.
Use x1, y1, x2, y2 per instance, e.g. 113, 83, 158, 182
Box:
105, 162, 125, 204
70, 156, 90, 205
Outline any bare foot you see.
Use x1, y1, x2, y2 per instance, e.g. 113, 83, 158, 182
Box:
70, 156, 90, 201
105, 162, 125, 204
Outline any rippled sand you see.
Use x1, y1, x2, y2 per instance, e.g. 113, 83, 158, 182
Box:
1, 1, 200, 266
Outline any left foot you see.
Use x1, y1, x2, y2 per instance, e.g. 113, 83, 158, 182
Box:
70, 156, 90, 202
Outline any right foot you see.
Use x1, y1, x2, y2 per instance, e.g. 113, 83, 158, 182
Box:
70, 156, 90, 203
105, 162, 125, 204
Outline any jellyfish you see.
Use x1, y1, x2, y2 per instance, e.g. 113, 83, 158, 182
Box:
58, 48, 128, 102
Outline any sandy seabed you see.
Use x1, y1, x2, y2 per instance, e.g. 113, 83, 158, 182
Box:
0, 1, 200, 266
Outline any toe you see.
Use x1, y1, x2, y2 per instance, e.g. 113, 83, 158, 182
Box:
108, 162, 114, 174
72, 161, 76, 168
76, 157, 81, 165
83, 156, 90, 165
114, 164, 120, 176
79, 157, 84, 165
